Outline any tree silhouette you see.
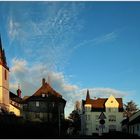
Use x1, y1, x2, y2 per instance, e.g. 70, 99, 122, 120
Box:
68, 101, 81, 135
124, 100, 139, 118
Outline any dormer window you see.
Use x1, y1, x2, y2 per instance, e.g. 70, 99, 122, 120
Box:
42, 94, 45, 97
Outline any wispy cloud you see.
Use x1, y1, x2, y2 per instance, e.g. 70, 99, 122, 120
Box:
74, 31, 118, 50
7, 2, 85, 71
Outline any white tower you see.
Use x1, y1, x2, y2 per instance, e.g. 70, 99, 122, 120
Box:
0, 36, 9, 111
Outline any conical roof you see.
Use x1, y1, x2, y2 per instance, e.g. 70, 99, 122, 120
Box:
0, 36, 9, 70
85, 89, 91, 104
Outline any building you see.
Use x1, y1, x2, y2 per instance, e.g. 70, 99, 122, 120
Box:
0, 36, 22, 116
22, 78, 66, 122
129, 110, 140, 136
125, 110, 140, 136
81, 90, 124, 135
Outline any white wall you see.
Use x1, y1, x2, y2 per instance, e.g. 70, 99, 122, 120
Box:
0, 65, 9, 110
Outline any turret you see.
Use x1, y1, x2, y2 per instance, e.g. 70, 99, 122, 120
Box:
85, 89, 92, 112
0, 36, 8, 70
17, 84, 22, 98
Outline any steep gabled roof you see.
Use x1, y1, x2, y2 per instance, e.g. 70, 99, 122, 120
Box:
23, 79, 66, 104
32, 82, 62, 98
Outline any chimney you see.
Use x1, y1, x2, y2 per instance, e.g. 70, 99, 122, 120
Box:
42, 78, 46, 86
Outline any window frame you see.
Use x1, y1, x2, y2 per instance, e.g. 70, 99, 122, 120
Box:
36, 101, 40, 107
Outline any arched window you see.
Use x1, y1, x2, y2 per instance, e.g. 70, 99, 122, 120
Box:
5, 70, 7, 80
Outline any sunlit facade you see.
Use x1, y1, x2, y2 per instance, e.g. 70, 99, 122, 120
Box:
81, 90, 124, 135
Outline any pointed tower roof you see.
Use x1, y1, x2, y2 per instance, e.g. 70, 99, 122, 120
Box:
0, 36, 3, 59
0, 35, 2, 49
0, 35, 9, 70
85, 89, 91, 104
17, 83, 22, 98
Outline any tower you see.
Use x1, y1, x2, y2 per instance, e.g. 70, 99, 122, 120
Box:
0, 36, 9, 111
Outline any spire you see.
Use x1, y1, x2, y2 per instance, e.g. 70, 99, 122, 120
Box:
86, 89, 90, 100
0, 35, 9, 70
0, 36, 3, 61
2, 49, 7, 65
85, 89, 91, 104
17, 83, 22, 98
0, 35, 2, 50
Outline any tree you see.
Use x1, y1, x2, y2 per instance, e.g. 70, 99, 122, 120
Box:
68, 101, 81, 135
74, 101, 81, 111
68, 110, 81, 135
124, 100, 139, 118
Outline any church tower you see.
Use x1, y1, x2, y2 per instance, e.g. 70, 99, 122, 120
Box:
0, 36, 9, 111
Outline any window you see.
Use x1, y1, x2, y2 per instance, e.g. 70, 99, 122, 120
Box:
85, 106, 91, 112
5, 70, 7, 80
35, 113, 40, 118
86, 115, 90, 121
109, 125, 116, 132
112, 108, 116, 112
88, 115, 90, 120
108, 108, 117, 112
95, 115, 99, 121
36, 101, 39, 107
111, 100, 113, 103
108, 108, 111, 112
42, 94, 45, 97
109, 115, 116, 122
137, 125, 139, 131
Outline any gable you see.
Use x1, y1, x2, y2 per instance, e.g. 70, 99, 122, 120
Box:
105, 95, 119, 108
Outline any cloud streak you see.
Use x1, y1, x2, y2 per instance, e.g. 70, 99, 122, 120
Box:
74, 31, 118, 50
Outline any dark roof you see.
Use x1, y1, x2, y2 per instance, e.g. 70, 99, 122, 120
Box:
129, 115, 140, 125
9, 91, 22, 103
83, 97, 123, 112
121, 118, 129, 125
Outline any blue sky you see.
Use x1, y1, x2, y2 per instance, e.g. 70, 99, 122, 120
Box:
0, 1, 140, 116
